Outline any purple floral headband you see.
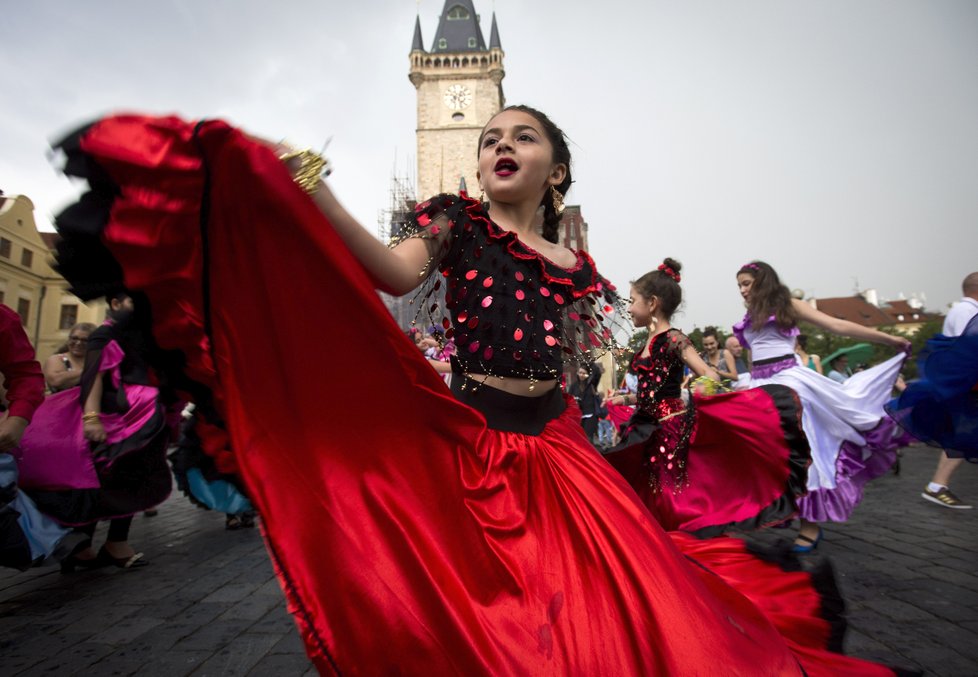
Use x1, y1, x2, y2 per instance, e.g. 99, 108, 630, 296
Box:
740, 263, 760, 272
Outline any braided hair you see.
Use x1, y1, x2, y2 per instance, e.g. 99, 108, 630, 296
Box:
479, 105, 572, 244
632, 258, 683, 319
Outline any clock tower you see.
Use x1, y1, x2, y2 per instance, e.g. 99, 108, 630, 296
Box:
409, 1, 505, 200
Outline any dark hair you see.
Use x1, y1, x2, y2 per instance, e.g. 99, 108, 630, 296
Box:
702, 326, 720, 340
737, 260, 797, 331
796, 333, 809, 350
104, 291, 133, 320
632, 258, 683, 319
479, 105, 572, 244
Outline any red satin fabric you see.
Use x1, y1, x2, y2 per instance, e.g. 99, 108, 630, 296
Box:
617, 389, 801, 534
606, 401, 634, 429
77, 116, 894, 676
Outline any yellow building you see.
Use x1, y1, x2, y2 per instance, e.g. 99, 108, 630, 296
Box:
0, 192, 105, 360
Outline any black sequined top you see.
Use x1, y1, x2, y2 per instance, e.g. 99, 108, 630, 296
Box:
632, 329, 693, 412
392, 193, 628, 382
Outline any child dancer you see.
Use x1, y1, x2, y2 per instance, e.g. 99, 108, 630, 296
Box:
605, 259, 809, 537
50, 110, 902, 675
734, 261, 909, 551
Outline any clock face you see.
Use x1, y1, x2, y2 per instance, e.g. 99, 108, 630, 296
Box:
444, 84, 473, 110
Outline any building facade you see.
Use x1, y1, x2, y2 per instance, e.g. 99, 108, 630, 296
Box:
409, 1, 505, 200
0, 192, 105, 360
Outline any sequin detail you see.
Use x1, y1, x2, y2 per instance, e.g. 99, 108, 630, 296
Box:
388, 193, 632, 384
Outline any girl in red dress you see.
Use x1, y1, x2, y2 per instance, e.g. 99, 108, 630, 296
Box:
51, 108, 902, 675
605, 259, 810, 537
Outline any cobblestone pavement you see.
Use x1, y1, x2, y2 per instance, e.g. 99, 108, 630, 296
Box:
1, 445, 975, 676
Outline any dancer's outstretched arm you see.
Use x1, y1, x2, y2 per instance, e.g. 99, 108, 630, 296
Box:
792, 298, 910, 350
267, 144, 432, 296
309, 182, 432, 296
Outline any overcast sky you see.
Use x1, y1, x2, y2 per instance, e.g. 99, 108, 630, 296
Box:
2, 0, 976, 331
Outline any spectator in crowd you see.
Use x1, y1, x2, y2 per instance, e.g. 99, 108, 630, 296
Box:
701, 326, 737, 385
826, 354, 851, 383
795, 334, 823, 375
43, 323, 97, 392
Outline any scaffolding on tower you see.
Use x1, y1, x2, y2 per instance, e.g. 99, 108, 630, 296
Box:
377, 160, 420, 331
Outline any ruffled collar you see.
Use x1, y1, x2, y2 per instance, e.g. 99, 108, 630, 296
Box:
458, 193, 609, 300
732, 312, 799, 349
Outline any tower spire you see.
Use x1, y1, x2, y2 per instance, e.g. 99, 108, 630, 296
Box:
431, 0, 486, 52
489, 12, 501, 49
411, 13, 424, 51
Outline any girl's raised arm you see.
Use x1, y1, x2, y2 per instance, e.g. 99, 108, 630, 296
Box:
310, 184, 435, 296
791, 298, 909, 350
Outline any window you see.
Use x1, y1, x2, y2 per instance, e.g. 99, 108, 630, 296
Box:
0, 238, 10, 258
468, 37, 476, 48
17, 298, 30, 325
447, 5, 470, 20
20, 248, 33, 268
438, 38, 447, 49
59, 304, 78, 330
452, 112, 465, 122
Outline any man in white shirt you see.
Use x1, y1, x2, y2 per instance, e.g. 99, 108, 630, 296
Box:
921, 272, 978, 509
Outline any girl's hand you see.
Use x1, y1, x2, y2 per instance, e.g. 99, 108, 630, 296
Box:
892, 336, 912, 355
0, 416, 29, 451
84, 419, 107, 443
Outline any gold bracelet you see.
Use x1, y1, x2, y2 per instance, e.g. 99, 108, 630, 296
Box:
278, 147, 330, 194
82, 412, 101, 423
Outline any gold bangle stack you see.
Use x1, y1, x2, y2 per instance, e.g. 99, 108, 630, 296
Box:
278, 147, 330, 195
82, 411, 101, 424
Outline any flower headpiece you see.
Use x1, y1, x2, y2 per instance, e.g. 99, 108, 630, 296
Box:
741, 262, 760, 272
657, 264, 681, 283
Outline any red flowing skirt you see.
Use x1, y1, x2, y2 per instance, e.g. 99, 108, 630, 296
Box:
52, 115, 898, 676
606, 387, 810, 537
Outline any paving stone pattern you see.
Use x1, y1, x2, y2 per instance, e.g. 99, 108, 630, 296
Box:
1, 445, 975, 675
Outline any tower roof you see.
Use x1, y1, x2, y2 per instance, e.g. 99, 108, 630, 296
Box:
430, 1, 486, 53
489, 12, 501, 49
411, 14, 424, 51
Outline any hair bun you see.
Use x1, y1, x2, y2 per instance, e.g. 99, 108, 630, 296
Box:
662, 257, 682, 275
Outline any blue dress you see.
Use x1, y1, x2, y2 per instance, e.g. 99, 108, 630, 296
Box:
887, 314, 978, 459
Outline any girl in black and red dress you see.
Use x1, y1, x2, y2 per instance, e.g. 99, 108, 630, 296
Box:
52, 108, 901, 676
605, 259, 809, 537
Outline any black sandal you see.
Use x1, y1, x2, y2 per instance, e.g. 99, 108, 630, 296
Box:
60, 541, 105, 574
225, 514, 243, 530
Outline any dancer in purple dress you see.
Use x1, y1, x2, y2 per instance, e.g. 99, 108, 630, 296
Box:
734, 261, 909, 551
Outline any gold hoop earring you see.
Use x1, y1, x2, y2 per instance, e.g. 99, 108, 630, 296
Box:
478, 188, 485, 203
550, 186, 565, 215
